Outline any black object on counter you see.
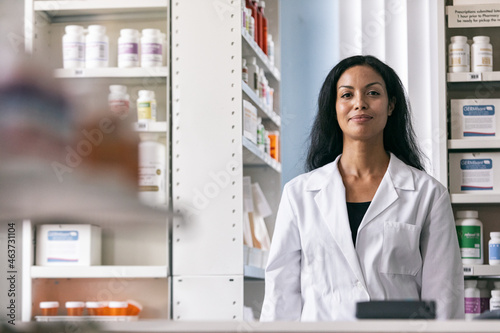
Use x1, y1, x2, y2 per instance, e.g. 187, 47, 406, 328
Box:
356, 300, 436, 319
474, 310, 500, 319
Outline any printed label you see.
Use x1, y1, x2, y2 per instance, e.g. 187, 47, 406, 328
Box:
465, 297, 481, 314
86, 42, 108, 62
481, 297, 490, 313
491, 299, 500, 311
139, 164, 164, 193
63, 42, 85, 62
46, 230, 79, 263
463, 105, 495, 137
141, 43, 162, 65
460, 159, 493, 191
490, 243, 500, 260
118, 43, 139, 64
109, 100, 129, 117
456, 225, 481, 259
449, 50, 467, 68
137, 102, 152, 120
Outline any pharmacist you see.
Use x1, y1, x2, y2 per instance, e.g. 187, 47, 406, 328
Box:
261, 55, 464, 321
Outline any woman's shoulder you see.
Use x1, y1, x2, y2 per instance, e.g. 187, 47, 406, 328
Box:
391, 154, 447, 194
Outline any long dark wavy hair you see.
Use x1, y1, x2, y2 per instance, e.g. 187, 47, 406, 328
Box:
305, 55, 425, 172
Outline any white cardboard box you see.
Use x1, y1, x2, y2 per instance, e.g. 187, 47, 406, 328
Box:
36, 224, 102, 266
243, 100, 258, 144
450, 99, 500, 139
449, 152, 500, 193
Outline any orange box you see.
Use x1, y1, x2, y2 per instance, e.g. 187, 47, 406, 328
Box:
40, 301, 59, 316
108, 301, 128, 316
65, 301, 85, 316
126, 300, 143, 316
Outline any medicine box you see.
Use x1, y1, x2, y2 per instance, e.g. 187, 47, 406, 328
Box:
449, 152, 500, 193
450, 99, 500, 139
36, 224, 102, 266
243, 100, 258, 144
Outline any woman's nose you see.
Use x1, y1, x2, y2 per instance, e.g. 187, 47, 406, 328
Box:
354, 94, 368, 110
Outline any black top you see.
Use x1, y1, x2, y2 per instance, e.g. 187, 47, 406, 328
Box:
346, 201, 371, 246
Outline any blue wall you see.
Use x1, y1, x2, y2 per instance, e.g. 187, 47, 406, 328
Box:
280, 0, 339, 186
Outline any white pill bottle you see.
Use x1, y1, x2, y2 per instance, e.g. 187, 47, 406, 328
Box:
464, 280, 481, 320
472, 36, 493, 72
137, 90, 157, 123
108, 85, 130, 118
138, 135, 166, 206
456, 210, 483, 264
62, 25, 85, 69
118, 29, 139, 68
449, 36, 470, 73
85, 25, 109, 68
489, 232, 500, 265
491, 290, 500, 311
141, 29, 163, 67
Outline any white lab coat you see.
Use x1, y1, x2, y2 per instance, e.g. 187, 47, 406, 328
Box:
260, 153, 464, 321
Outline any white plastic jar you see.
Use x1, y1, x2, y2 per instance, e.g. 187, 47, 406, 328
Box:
85, 25, 109, 68
456, 210, 483, 264
472, 36, 493, 72
141, 29, 163, 67
491, 290, 500, 311
118, 29, 139, 68
62, 25, 85, 69
108, 85, 130, 118
489, 232, 500, 265
138, 135, 166, 206
464, 280, 481, 320
449, 36, 470, 73
137, 90, 157, 123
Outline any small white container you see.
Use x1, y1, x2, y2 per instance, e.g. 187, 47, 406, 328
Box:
464, 280, 481, 320
85, 25, 109, 68
491, 290, 500, 311
108, 85, 130, 118
472, 36, 493, 73
62, 25, 85, 69
137, 90, 157, 123
138, 136, 166, 206
449, 36, 470, 73
141, 29, 163, 67
456, 210, 483, 265
489, 232, 500, 265
118, 29, 139, 68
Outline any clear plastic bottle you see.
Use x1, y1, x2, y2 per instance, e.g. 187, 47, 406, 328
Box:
477, 280, 490, 313
491, 290, 500, 311
456, 210, 483, 264
141, 29, 163, 67
137, 90, 157, 123
242, 58, 249, 84
85, 25, 109, 68
464, 280, 481, 320
62, 25, 85, 69
489, 232, 500, 265
472, 36, 493, 72
108, 85, 130, 118
449, 36, 470, 73
118, 29, 139, 68
138, 135, 166, 206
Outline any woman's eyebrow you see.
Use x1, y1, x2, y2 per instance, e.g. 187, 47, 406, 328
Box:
338, 82, 383, 90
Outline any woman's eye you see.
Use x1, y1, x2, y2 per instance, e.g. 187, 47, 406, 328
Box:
368, 90, 380, 96
340, 92, 352, 98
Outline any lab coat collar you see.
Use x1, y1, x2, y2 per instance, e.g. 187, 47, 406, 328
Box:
309, 152, 415, 291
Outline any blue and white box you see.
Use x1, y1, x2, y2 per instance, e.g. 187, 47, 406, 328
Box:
449, 152, 500, 193
36, 224, 101, 266
451, 99, 500, 139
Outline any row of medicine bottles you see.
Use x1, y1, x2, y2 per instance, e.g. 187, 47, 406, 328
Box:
464, 280, 500, 320
63, 25, 165, 69
242, 57, 274, 112
242, 0, 274, 62
448, 35, 493, 73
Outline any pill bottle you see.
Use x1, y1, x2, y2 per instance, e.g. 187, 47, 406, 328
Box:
472, 36, 493, 73
62, 25, 85, 69
464, 280, 481, 320
126, 300, 143, 316
108, 85, 130, 118
489, 232, 500, 265
477, 280, 490, 313
141, 29, 163, 67
40, 301, 59, 316
108, 301, 128, 316
65, 301, 85, 316
86, 301, 105, 316
85, 25, 109, 68
491, 290, 500, 311
456, 210, 483, 264
118, 29, 139, 68
242, 58, 249, 84
268, 131, 279, 161
448, 36, 470, 73
138, 135, 166, 206
137, 90, 157, 123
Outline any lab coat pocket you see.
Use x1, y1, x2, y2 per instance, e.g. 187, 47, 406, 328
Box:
380, 221, 422, 276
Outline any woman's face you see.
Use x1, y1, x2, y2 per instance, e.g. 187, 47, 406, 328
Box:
335, 65, 395, 144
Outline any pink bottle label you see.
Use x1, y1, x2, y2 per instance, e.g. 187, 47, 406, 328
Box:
119, 42, 138, 55
142, 43, 162, 55
465, 297, 481, 314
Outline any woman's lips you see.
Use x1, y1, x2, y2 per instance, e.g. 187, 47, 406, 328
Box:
350, 114, 373, 123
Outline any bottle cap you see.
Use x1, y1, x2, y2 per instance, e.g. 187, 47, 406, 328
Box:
491, 232, 500, 238
108, 301, 128, 308
120, 29, 139, 37
142, 29, 161, 36
259, 1, 265, 8
451, 36, 467, 43
242, 58, 247, 66
40, 301, 59, 308
109, 85, 127, 93
86, 301, 105, 308
65, 301, 85, 308
65, 25, 84, 34
457, 210, 478, 219
88, 25, 106, 34
492, 290, 500, 297
473, 36, 490, 43
464, 280, 478, 288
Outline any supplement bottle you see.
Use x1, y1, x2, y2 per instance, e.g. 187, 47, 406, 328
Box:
477, 280, 490, 313
86, 301, 105, 316
138, 135, 166, 206
108, 301, 128, 316
65, 301, 85, 316
464, 280, 480, 320
108, 85, 130, 118
242, 58, 249, 84
62, 25, 85, 69
258, 1, 268, 54
449, 36, 470, 73
491, 290, 500, 311
118, 29, 139, 68
40, 301, 59, 316
472, 36, 493, 72
456, 210, 483, 264
137, 90, 157, 123
141, 29, 163, 67
257, 117, 265, 152
268, 34, 275, 65
85, 25, 109, 68
247, 57, 259, 96
489, 232, 500, 265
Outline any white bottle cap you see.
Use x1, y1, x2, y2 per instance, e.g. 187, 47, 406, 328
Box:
492, 290, 500, 297
259, 1, 265, 8
464, 280, 478, 288
65, 25, 84, 34
85, 301, 105, 308
473, 36, 490, 43
108, 301, 128, 308
40, 301, 59, 308
65, 301, 85, 308
109, 85, 127, 93
242, 58, 247, 67
88, 25, 106, 34
451, 36, 467, 43
120, 28, 139, 37
491, 232, 500, 238
457, 210, 478, 219
142, 28, 161, 36
138, 90, 155, 98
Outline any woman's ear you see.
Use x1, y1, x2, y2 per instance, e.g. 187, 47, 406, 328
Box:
388, 97, 396, 116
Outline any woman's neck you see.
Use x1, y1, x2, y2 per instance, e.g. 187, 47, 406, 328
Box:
339, 141, 389, 178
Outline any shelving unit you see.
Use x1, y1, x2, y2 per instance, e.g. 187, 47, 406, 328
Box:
171, 0, 280, 321
23, 0, 170, 323
463, 264, 500, 277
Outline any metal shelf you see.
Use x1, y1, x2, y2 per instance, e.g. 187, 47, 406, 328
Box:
31, 265, 168, 278
242, 136, 281, 173
242, 81, 280, 128
134, 121, 168, 133
451, 193, 500, 204
242, 30, 280, 82
54, 67, 168, 78
447, 72, 500, 83
463, 264, 500, 277
448, 139, 500, 150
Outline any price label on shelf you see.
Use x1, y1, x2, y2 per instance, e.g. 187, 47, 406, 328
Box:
463, 265, 474, 276
73, 69, 84, 76
135, 122, 149, 131
466, 73, 481, 81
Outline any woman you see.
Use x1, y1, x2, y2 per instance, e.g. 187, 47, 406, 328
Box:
260, 55, 464, 321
